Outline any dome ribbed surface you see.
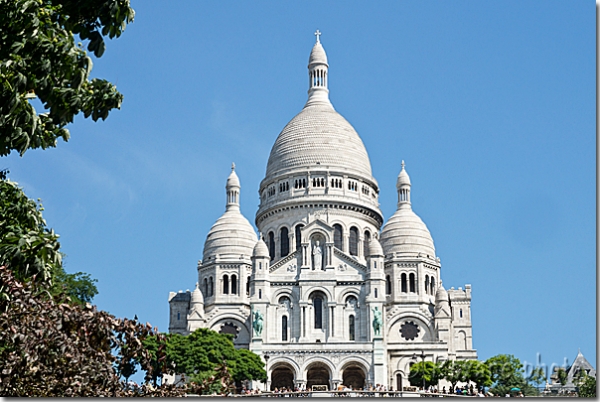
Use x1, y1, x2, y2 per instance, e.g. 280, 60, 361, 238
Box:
253, 239, 269, 257
265, 104, 373, 178
380, 208, 436, 257
367, 238, 384, 257
309, 42, 328, 66
397, 168, 411, 187
203, 210, 257, 262
435, 284, 449, 303
191, 283, 204, 304
226, 170, 240, 187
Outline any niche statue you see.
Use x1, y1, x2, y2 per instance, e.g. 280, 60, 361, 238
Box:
313, 240, 323, 270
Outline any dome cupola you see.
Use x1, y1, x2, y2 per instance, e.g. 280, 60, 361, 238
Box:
367, 238, 384, 257
307, 30, 330, 106
190, 282, 204, 306
253, 238, 270, 258
203, 165, 257, 262
258, 31, 383, 230
397, 160, 411, 207
380, 162, 436, 258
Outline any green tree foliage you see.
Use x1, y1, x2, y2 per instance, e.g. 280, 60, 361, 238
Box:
441, 360, 470, 390
557, 367, 568, 386
576, 373, 596, 398
409, 361, 442, 388
0, 179, 60, 281
0, 265, 186, 397
0, 0, 134, 156
485, 354, 534, 396
0, 179, 97, 304
527, 366, 546, 390
464, 360, 492, 390
144, 328, 267, 394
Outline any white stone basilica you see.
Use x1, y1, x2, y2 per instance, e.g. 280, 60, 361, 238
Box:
169, 32, 477, 391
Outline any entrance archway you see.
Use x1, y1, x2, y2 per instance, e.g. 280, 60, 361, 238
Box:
342, 365, 366, 390
306, 362, 331, 390
271, 364, 295, 391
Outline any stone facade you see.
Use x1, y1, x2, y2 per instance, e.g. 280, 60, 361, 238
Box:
169, 32, 477, 391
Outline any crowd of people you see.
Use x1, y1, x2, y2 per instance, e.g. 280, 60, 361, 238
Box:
233, 384, 527, 397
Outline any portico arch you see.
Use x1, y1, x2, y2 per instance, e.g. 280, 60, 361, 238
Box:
305, 361, 333, 391
270, 362, 296, 391
341, 362, 367, 390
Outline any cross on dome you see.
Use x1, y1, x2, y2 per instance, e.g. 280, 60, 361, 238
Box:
401, 160, 406, 170
314, 29, 321, 43
231, 162, 236, 171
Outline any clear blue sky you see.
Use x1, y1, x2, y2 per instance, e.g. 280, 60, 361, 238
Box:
5, 1, 595, 374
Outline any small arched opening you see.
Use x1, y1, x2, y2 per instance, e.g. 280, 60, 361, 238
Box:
333, 224, 343, 250
280, 227, 289, 257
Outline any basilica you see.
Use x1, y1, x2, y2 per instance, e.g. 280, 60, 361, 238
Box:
168, 32, 477, 391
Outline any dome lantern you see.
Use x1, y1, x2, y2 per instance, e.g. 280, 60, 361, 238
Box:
226, 162, 240, 211
396, 160, 411, 208
306, 29, 330, 106
203, 167, 257, 262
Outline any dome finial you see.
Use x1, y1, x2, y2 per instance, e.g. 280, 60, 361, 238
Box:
401, 160, 405, 170
231, 162, 236, 171
315, 29, 321, 43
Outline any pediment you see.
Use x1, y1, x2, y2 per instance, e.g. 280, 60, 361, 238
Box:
269, 250, 301, 275
301, 218, 334, 242
332, 248, 367, 276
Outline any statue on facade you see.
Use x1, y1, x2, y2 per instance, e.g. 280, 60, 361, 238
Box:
252, 310, 263, 337
313, 240, 323, 270
372, 306, 382, 336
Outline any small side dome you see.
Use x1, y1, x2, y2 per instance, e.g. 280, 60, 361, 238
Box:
191, 282, 204, 305
367, 238, 384, 257
253, 238, 270, 258
203, 167, 257, 261
380, 208, 436, 257
203, 210, 257, 262
435, 283, 449, 303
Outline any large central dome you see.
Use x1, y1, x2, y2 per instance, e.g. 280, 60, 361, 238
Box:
265, 103, 373, 178
264, 34, 374, 181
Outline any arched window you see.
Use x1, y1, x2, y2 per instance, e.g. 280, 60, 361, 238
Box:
374, 288, 378, 298
203, 278, 208, 296
409, 273, 416, 293
209, 277, 214, 296
460, 309, 463, 318
349, 226, 359, 256
246, 276, 250, 295
295, 224, 304, 251
282, 316, 288, 341
386, 275, 392, 295
334, 224, 343, 250
177, 312, 180, 320
280, 227, 289, 257
313, 297, 323, 329
425, 275, 429, 295
364, 230, 371, 256
268, 231, 275, 261
349, 315, 355, 341
401, 273, 407, 293
430, 278, 435, 295
223, 275, 229, 294
231, 274, 237, 295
